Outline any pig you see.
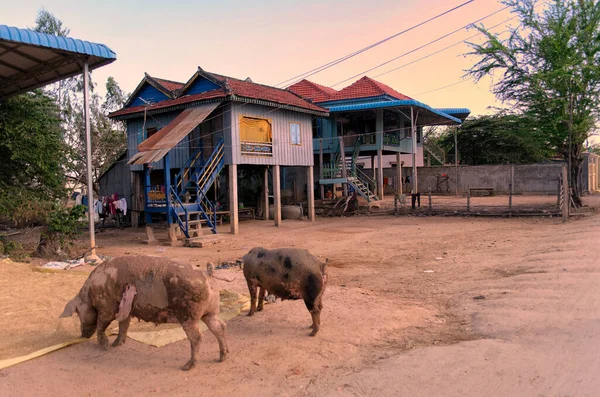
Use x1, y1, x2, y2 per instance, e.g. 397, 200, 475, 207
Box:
242, 247, 327, 336
59, 255, 229, 370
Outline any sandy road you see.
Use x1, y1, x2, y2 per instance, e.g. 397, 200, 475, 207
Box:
1, 196, 599, 396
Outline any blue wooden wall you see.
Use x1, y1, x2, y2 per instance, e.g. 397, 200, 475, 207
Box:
128, 83, 170, 107
183, 77, 220, 95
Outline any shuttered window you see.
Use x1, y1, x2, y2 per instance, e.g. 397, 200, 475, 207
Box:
290, 123, 301, 145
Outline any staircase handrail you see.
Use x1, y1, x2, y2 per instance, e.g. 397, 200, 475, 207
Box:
175, 146, 204, 195
196, 138, 224, 196
169, 186, 189, 238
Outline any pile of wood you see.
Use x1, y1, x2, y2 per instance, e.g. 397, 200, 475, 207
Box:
315, 194, 359, 217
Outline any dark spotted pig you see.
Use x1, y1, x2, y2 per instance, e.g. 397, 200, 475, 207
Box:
242, 247, 327, 336
59, 255, 229, 370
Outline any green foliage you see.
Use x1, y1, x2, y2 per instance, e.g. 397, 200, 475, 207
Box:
0, 92, 70, 225
438, 114, 552, 165
466, 0, 600, 205
44, 204, 86, 245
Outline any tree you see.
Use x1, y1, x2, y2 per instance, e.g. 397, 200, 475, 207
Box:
0, 91, 69, 225
436, 114, 552, 165
466, 0, 600, 206
32, 10, 128, 192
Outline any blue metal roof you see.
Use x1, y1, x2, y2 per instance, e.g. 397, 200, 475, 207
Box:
0, 25, 116, 60
325, 100, 463, 124
0, 25, 116, 100
435, 107, 471, 114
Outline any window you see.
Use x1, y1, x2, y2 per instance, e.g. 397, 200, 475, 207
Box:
290, 123, 301, 145
240, 116, 273, 157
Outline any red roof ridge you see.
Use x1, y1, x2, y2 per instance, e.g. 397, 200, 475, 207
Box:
331, 76, 412, 101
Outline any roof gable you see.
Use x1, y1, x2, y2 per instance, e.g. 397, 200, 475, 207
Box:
128, 82, 171, 107
125, 73, 182, 107
287, 79, 338, 103
331, 76, 412, 102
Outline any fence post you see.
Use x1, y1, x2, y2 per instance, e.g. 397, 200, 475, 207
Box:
508, 183, 513, 218
562, 165, 569, 221
467, 186, 471, 212
428, 186, 432, 211
557, 177, 561, 209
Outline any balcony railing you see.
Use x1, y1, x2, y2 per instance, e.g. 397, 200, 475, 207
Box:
146, 185, 166, 205
241, 141, 273, 157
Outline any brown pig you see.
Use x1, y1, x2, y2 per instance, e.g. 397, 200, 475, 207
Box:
242, 247, 327, 336
59, 255, 229, 370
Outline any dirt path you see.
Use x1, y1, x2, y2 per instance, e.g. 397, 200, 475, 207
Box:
1, 196, 598, 396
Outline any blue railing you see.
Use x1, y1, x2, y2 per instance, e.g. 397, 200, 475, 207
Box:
169, 186, 189, 238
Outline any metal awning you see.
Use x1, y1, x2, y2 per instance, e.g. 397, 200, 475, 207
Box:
0, 25, 116, 261
128, 102, 221, 165
325, 99, 464, 125
0, 25, 116, 99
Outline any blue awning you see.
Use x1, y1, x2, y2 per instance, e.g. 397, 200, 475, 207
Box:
0, 25, 116, 99
435, 107, 471, 120
324, 100, 464, 124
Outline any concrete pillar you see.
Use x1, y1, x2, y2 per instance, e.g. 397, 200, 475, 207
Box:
273, 165, 282, 227
411, 107, 418, 194
263, 166, 269, 221
307, 166, 315, 222
229, 164, 239, 234
377, 149, 384, 199
396, 153, 402, 196
339, 136, 348, 196
371, 155, 376, 180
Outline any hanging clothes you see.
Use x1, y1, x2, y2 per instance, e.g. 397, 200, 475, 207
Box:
75, 194, 83, 206
118, 198, 128, 215
82, 195, 88, 208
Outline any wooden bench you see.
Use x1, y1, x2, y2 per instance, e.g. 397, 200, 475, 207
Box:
469, 187, 494, 196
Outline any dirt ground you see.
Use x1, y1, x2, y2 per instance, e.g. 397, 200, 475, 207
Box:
1, 194, 599, 396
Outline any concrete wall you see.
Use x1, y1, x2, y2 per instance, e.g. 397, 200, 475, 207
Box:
411, 163, 564, 195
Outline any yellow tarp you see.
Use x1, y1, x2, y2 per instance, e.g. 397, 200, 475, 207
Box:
240, 116, 272, 142
0, 290, 249, 369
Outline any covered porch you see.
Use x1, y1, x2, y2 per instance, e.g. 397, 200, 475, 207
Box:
315, 100, 464, 203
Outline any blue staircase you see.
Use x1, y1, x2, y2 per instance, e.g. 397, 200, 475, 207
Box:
171, 138, 225, 236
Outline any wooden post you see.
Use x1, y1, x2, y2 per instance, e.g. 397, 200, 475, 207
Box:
377, 148, 384, 199
263, 166, 269, 221
229, 164, 239, 234
319, 139, 325, 200
396, 153, 402, 197
411, 107, 418, 195
562, 164, 569, 221
274, 165, 282, 226
371, 155, 376, 180
339, 136, 348, 196
467, 187, 471, 212
428, 187, 432, 210
557, 177, 561, 209
307, 166, 315, 222
163, 153, 172, 227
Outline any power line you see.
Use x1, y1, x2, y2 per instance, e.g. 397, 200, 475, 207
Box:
275, 0, 477, 87
331, 5, 510, 87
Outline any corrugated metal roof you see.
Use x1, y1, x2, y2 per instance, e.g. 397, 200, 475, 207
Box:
326, 100, 463, 124
0, 24, 116, 99
128, 102, 220, 165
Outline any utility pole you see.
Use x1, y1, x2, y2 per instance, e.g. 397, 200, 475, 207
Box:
568, 90, 573, 207
454, 128, 459, 197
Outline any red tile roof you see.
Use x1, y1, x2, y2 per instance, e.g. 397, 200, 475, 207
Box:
206, 71, 327, 113
152, 77, 184, 93
109, 70, 328, 118
109, 90, 227, 118
287, 79, 338, 103
331, 76, 412, 101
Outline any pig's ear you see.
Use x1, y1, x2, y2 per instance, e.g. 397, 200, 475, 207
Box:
59, 297, 81, 318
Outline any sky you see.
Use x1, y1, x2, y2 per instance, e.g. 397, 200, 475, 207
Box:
4, 0, 522, 116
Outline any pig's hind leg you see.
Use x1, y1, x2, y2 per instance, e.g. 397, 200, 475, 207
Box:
202, 313, 229, 362
181, 320, 203, 371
